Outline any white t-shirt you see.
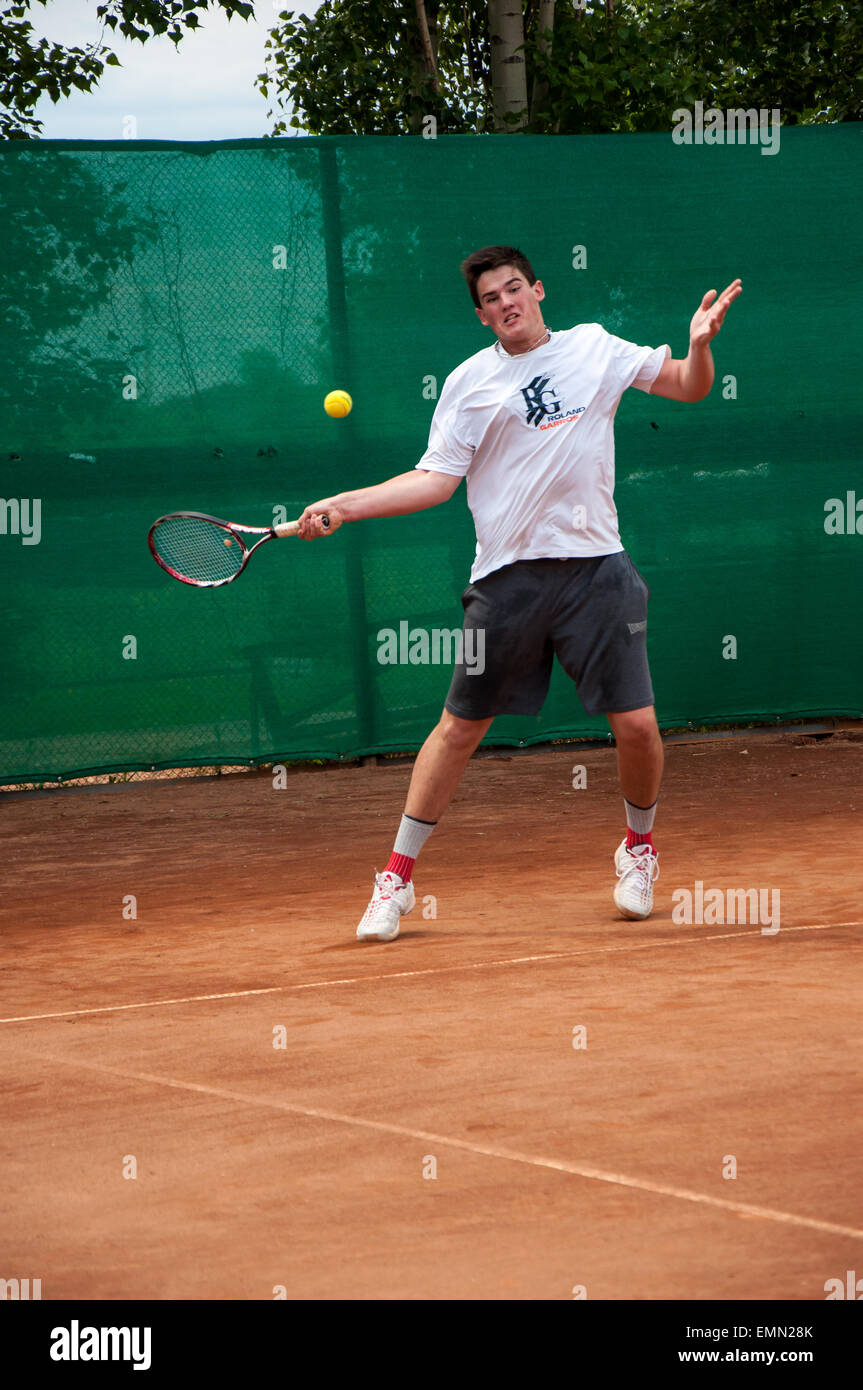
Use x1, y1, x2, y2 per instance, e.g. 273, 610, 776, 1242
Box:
416, 324, 670, 582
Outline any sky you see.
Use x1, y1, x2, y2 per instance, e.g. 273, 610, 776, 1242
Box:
31, 0, 324, 140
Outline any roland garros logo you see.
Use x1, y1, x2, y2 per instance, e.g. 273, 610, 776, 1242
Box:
520, 376, 585, 430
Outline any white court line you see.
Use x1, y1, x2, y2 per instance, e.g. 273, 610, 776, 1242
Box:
1, 920, 859, 1026
40, 1051, 863, 1243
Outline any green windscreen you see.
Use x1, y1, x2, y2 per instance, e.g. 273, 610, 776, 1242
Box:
1, 127, 861, 783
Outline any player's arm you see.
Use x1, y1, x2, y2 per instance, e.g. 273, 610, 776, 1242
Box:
650, 278, 742, 402
297, 468, 461, 538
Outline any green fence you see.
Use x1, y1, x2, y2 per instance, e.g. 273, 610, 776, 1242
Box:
1, 127, 861, 784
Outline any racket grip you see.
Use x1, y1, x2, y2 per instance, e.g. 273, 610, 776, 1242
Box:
274, 513, 331, 539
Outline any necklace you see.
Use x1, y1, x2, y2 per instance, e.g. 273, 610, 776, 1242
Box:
498, 328, 551, 357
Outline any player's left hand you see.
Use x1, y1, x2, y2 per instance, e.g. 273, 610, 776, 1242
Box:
689, 279, 742, 349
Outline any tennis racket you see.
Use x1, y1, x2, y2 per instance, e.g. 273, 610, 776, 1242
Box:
148, 510, 332, 588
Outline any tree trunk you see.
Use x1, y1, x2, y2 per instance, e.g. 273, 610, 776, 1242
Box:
488, 0, 528, 130
407, 0, 441, 131
530, 0, 554, 127
415, 0, 442, 93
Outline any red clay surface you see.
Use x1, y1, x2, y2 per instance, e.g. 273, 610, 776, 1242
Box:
1, 729, 861, 1300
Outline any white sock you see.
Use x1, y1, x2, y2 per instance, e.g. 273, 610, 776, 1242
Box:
624, 798, 657, 835
393, 813, 437, 860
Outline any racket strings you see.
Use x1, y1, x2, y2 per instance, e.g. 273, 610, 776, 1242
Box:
152, 516, 245, 584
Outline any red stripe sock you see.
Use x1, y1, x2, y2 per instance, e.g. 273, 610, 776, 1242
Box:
385, 852, 415, 882
626, 829, 655, 852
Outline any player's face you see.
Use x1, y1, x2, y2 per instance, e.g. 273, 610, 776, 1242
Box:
475, 265, 546, 351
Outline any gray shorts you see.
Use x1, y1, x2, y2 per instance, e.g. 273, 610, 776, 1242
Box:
444, 553, 654, 720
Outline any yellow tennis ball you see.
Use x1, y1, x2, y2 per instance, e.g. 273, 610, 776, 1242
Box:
324, 389, 352, 418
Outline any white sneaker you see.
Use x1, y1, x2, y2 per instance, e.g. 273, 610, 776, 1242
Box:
613, 839, 659, 920
356, 871, 416, 942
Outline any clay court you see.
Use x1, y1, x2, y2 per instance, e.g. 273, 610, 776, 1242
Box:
1, 727, 861, 1301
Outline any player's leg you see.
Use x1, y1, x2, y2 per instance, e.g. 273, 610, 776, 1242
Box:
607, 704, 663, 823
356, 711, 493, 942
357, 562, 555, 942
550, 552, 660, 919
384, 709, 494, 880
606, 705, 663, 921
405, 709, 495, 822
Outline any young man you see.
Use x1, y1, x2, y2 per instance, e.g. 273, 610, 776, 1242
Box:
298, 246, 741, 942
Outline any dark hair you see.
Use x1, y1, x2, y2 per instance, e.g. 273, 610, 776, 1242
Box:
460, 245, 538, 309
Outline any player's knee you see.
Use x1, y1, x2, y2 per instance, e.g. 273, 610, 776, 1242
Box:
608, 707, 658, 746
438, 710, 492, 753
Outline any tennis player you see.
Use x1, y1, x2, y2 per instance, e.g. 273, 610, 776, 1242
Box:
298, 247, 741, 941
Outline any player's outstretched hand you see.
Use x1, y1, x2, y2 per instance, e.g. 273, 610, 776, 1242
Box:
297, 502, 344, 539
689, 278, 742, 349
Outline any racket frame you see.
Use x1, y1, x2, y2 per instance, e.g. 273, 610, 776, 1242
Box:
147, 510, 326, 589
